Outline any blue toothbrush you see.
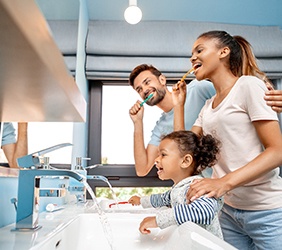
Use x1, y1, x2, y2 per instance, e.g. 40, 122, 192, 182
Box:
140, 93, 153, 107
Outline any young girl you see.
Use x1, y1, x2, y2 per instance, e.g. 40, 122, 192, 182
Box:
173, 30, 282, 249
128, 130, 223, 238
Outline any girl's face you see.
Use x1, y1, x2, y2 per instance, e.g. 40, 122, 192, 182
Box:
155, 138, 186, 184
190, 37, 223, 81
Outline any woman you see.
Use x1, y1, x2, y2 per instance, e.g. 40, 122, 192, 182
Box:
173, 30, 282, 249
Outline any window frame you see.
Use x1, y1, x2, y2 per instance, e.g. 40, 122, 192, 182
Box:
87, 80, 172, 190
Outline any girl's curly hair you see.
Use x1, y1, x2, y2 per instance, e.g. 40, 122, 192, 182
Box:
162, 130, 221, 175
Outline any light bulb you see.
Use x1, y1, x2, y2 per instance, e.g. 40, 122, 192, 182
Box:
124, 1, 142, 25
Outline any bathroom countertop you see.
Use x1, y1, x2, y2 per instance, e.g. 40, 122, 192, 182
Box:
0, 200, 237, 250
0, 202, 95, 250
0, 200, 156, 250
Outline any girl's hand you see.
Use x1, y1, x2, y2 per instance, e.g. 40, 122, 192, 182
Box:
128, 195, 141, 206
186, 178, 229, 203
172, 80, 186, 107
139, 216, 158, 234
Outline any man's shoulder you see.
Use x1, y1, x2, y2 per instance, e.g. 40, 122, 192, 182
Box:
187, 79, 213, 88
186, 79, 215, 97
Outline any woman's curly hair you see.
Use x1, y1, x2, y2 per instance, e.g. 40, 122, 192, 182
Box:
162, 130, 221, 175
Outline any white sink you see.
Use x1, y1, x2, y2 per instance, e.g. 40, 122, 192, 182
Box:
30, 212, 237, 250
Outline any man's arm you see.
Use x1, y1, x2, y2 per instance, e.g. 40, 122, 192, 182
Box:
130, 101, 158, 176
2, 123, 28, 168
133, 118, 158, 176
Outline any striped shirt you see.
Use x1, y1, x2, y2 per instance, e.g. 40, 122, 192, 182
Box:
140, 175, 223, 238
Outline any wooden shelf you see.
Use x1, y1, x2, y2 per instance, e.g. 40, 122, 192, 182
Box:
0, 0, 86, 122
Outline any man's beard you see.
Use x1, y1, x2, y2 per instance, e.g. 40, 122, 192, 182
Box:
147, 87, 166, 106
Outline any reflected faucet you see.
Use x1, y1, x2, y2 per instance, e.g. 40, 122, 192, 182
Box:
17, 143, 73, 168
13, 169, 84, 231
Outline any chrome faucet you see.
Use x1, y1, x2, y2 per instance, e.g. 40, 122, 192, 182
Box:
13, 169, 84, 231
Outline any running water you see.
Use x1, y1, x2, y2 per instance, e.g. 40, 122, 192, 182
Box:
87, 175, 119, 207
101, 177, 119, 207
82, 179, 116, 250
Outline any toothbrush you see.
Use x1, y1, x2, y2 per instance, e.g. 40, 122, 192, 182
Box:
108, 201, 129, 208
180, 67, 195, 82
174, 67, 196, 91
140, 93, 154, 107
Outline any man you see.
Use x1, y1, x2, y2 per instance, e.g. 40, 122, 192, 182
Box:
129, 64, 215, 176
129, 64, 282, 177
1, 122, 28, 168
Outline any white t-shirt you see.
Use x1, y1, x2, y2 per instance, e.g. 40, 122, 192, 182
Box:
194, 75, 282, 210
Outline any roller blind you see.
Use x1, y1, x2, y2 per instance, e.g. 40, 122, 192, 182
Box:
86, 20, 282, 80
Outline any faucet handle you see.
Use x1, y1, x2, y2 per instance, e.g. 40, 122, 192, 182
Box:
75, 157, 91, 169
10, 198, 17, 211
17, 143, 73, 168
42, 157, 50, 169
37, 143, 73, 156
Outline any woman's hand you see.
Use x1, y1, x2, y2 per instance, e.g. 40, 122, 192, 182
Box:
172, 80, 187, 107
172, 80, 187, 131
264, 89, 282, 113
139, 216, 158, 234
128, 195, 141, 206
186, 178, 230, 203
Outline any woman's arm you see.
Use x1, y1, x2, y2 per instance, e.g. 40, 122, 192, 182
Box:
187, 120, 282, 202
172, 81, 186, 131
172, 81, 203, 136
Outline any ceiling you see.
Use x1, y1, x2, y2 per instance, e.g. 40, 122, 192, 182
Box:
36, 0, 282, 28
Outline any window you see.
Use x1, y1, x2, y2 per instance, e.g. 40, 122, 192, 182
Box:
87, 81, 172, 193
101, 85, 162, 164
28, 122, 73, 164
